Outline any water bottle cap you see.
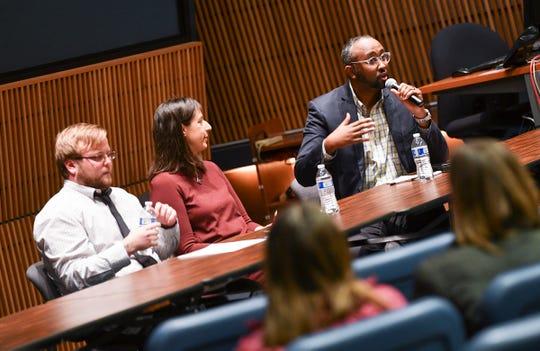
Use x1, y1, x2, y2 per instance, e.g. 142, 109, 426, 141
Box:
317, 164, 326, 169
413, 133, 420, 138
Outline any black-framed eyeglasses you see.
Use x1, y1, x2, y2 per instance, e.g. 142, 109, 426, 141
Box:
350, 52, 391, 66
74, 151, 117, 163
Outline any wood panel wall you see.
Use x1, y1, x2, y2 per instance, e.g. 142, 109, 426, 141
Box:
195, 0, 524, 144
0, 42, 205, 350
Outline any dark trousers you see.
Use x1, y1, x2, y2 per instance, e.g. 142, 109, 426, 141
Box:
353, 205, 450, 256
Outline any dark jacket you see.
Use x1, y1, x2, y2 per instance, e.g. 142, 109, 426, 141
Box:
415, 229, 540, 334
294, 83, 448, 199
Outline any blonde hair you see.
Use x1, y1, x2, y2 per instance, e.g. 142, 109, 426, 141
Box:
55, 123, 108, 178
450, 139, 540, 253
263, 203, 391, 346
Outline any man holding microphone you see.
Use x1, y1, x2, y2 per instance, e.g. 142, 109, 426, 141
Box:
294, 35, 448, 251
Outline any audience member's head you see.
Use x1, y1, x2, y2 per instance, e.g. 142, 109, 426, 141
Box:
55, 123, 114, 189
149, 97, 211, 179
450, 139, 540, 252
263, 203, 388, 346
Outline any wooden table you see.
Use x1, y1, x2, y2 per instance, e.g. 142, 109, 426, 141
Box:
337, 128, 539, 235
0, 231, 267, 351
420, 64, 540, 127
0, 129, 538, 350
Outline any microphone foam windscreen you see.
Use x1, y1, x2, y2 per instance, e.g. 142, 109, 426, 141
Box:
384, 78, 398, 89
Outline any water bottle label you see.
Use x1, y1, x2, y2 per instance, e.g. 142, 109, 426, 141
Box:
412, 146, 428, 157
318, 180, 333, 189
139, 217, 157, 225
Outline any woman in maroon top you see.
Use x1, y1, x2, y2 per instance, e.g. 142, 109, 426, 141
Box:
149, 97, 262, 254
236, 203, 407, 350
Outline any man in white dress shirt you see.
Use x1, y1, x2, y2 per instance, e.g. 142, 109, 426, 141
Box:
34, 123, 179, 294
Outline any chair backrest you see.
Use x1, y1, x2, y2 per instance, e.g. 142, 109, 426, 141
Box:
352, 232, 455, 299
430, 23, 509, 80
145, 295, 267, 351
465, 312, 540, 351
479, 262, 540, 325
430, 23, 513, 130
287, 297, 465, 351
247, 118, 285, 160
26, 261, 61, 301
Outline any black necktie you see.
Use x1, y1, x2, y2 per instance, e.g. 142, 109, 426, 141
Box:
94, 188, 158, 267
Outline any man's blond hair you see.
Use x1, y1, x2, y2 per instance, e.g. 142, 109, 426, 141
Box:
55, 123, 108, 178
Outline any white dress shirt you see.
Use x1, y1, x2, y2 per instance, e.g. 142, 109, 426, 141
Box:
34, 180, 179, 294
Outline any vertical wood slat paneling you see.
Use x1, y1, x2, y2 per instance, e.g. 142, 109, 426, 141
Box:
0, 217, 41, 316
0, 42, 205, 222
195, 0, 524, 144
0, 42, 205, 348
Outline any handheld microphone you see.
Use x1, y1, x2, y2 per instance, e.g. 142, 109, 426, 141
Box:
385, 78, 424, 107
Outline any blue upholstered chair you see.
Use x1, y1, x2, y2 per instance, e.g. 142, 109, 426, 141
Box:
479, 262, 540, 325
465, 312, 540, 351
352, 232, 455, 298
287, 297, 465, 351
145, 295, 267, 351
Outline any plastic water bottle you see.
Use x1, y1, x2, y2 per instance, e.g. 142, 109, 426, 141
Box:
316, 164, 340, 214
411, 133, 433, 181
139, 201, 157, 226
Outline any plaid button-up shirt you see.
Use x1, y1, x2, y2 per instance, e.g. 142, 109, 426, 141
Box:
350, 83, 406, 189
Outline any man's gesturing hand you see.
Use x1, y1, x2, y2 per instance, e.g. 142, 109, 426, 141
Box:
323, 113, 375, 155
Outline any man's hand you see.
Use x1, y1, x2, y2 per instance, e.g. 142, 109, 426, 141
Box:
389, 82, 426, 117
153, 202, 177, 228
123, 223, 161, 255
323, 113, 375, 155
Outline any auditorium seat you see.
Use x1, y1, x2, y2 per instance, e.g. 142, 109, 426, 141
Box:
353, 232, 455, 298
145, 295, 267, 351
479, 261, 540, 325
287, 297, 465, 351
465, 312, 540, 351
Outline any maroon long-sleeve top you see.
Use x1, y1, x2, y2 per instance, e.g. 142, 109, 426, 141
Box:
150, 161, 260, 254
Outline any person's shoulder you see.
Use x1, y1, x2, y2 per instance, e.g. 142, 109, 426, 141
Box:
507, 228, 540, 243
110, 186, 138, 200
150, 171, 184, 185
204, 161, 225, 175
501, 228, 540, 260
371, 283, 408, 308
417, 246, 489, 281
35, 187, 87, 223
110, 186, 130, 196
44, 186, 88, 208
204, 160, 220, 170
311, 83, 348, 104
236, 327, 272, 351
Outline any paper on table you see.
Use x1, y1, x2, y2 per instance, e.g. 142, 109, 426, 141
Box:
177, 238, 266, 260
388, 170, 443, 185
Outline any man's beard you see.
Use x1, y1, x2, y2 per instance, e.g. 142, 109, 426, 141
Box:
353, 70, 385, 89
79, 173, 112, 190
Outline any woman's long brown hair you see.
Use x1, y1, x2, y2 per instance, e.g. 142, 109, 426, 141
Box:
263, 203, 392, 346
148, 97, 205, 180
450, 140, 540, 253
